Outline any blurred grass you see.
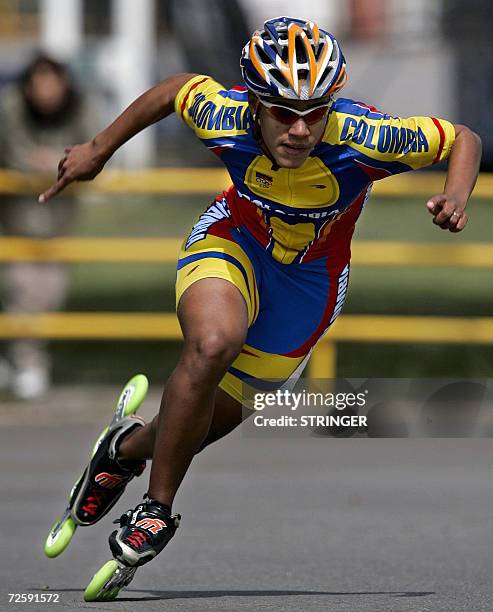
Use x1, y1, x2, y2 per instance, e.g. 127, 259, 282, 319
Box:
49, 193, 492, 383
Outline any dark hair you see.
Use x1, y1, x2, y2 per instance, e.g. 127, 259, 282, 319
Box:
19, 52, 82, 127
20, 53, 68, 87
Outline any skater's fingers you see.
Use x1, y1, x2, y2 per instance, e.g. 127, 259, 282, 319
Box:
38, 175, 71, 203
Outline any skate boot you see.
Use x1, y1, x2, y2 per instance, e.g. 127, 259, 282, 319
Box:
84, 499, 180, 602
109, 498, 181, 567
45, 373, 149, 559
72, 417, 146, 525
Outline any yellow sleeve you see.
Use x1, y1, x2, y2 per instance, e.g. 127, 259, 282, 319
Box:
174, 74, 250, 139
324, 100, 456, 172
174, 75, 219, 128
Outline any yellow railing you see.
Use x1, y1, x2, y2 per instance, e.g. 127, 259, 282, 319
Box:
0, 312, 490, 378
0, 168, 492, 197
309, 315, 493, 378
0, 237, 492, 267
0, 169, 491, 378
0, 237, 491, 378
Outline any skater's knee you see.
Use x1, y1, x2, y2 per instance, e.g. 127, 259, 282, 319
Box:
184, 331, 243, 371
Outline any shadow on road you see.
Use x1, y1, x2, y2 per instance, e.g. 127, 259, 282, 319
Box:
51, 588, 435, 602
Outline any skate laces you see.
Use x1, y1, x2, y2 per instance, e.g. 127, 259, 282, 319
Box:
125, 529, 150, 549
82, 489, 110, 516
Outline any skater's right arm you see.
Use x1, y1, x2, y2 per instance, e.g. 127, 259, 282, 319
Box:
38, 73, 198, 203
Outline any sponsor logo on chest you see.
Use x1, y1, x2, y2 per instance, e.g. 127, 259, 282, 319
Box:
255, 172, 273, 188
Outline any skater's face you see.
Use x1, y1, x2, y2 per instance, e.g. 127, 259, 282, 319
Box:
250, 94, 332, 169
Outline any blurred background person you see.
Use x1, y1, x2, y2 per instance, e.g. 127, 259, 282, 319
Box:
0, 53, 96, 399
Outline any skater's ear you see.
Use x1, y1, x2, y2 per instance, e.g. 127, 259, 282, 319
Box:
248, 91, 260, 121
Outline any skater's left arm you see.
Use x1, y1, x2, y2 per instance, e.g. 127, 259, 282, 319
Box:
426, 124, 482, 232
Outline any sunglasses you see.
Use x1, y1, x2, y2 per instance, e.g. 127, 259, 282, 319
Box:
258, 97, 333, 125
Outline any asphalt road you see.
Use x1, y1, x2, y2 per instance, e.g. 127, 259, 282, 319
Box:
1, 386, 493, 611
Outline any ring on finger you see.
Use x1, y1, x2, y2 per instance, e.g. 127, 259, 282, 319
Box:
451, 211, 460, 218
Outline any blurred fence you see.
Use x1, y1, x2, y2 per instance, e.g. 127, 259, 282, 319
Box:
1, 168, 493, 197
0, 169, 492, 378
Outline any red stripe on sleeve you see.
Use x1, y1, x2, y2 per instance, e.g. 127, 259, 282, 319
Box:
356, 102, 384, 114
431, 117, 446, 164
180, 77, 210, 118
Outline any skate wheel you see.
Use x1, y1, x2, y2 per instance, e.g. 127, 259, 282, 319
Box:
84, 559, 137, 602
118, 374, 149, 417
44, 516, 77, 558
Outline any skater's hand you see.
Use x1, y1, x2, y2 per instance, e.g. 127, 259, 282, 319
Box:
426, 194, 468, 233
38, 141, 107, 203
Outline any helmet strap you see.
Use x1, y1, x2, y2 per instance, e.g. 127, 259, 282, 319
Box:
248, 93, 280, 170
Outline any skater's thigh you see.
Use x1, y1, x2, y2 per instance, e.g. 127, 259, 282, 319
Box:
176, 220, 259, 334
177, 277, 248, 348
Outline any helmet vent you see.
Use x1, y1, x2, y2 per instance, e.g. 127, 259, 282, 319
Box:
320, 64, 333, 84
268, 39, 289, 63
295, 37, 308, 63
262, 34, 288, 63
314, 45, 324, 61
249, 71, 267, 89
274, 22, 289, 40
256, 45, 272, 64
269, 68, 290, 89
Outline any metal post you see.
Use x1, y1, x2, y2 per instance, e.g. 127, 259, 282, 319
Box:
40, 0, 83, 60
111, 0, 156, 167
309, 340, 337, 379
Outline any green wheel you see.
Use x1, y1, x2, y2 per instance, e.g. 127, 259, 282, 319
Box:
117, 374, 149, 418
84, 560, 137, 602
44, 516, 77, 558
84, 560, 119, 602
90, 374, 148, 455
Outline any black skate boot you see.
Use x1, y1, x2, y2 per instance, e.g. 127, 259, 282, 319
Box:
72, 416, 146, 525
109, 498, 180, 567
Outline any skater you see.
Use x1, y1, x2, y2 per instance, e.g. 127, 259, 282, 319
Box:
40, 17, 481, 599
